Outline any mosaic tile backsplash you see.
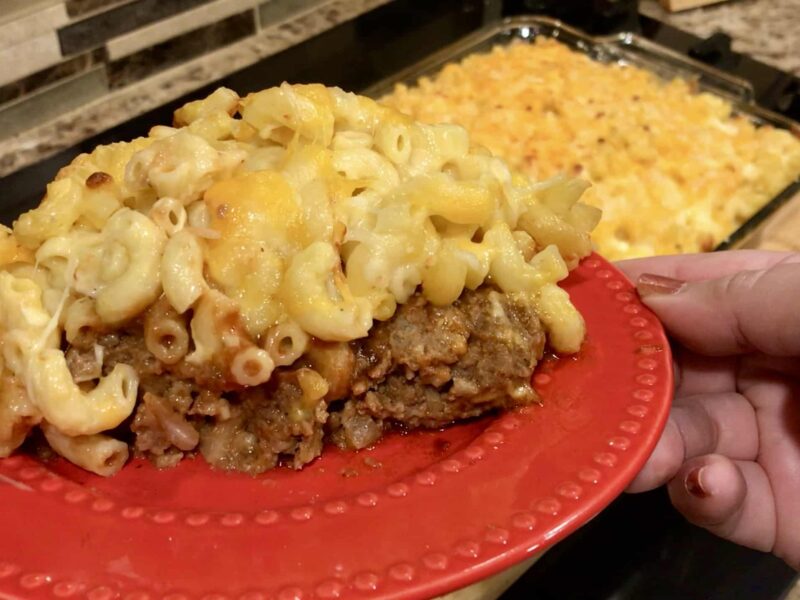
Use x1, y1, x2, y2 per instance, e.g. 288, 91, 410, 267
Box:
0, 0, 334, 139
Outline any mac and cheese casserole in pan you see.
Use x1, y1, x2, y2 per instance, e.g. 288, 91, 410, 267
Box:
0, 84, 597, 476
382, 39, 800, 260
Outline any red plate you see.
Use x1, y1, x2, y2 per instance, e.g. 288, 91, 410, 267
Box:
0, 254, 672, 600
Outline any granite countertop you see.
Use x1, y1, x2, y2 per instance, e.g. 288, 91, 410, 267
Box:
0, 0, 389, 178
639, 0, 800, 76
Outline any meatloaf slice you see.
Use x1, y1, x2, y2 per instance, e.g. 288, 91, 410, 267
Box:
63, 286, 547, 473
199, 369, 328, 474
333, 287, 546, 446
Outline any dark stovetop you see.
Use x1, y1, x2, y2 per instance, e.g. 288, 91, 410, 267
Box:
0, 1, 797, 598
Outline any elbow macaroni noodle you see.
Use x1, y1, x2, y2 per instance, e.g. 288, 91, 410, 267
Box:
0, 83, 597, 474
42, 422, 129, 478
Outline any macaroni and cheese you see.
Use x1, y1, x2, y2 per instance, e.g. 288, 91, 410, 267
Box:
0, 84, 596, 476
381, 39, 800, 260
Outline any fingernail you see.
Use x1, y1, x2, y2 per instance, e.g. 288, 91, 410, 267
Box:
685, 467, 710, 498
637, 273, 686, 298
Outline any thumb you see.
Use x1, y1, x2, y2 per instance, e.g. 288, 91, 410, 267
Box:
635, 263, 800, 357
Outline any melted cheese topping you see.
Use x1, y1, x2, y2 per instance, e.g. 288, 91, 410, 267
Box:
0, 82, 599, 472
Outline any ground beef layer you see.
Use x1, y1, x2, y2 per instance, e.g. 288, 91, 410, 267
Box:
65, 286, 546, 474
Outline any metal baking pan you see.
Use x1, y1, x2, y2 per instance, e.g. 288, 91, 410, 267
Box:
363, 16, 800, 252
